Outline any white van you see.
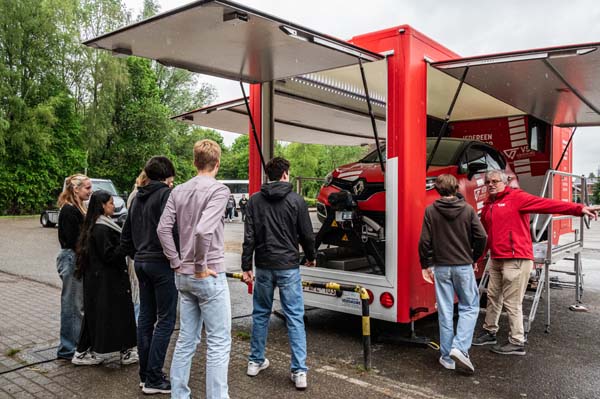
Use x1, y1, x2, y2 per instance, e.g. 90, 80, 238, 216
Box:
218, 180, 249, 208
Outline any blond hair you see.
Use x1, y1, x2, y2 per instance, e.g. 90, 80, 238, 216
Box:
193, 139, 221, 171
434, 174, 458, 197
58, 174, 90, 215
134, 170, 149, 189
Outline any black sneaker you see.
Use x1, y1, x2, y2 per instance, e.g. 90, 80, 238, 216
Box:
490, 342, 526, 356
472, 331, 497, 346
142, 377, 171, 395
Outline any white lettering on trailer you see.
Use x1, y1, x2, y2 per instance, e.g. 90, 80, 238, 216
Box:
476, 178, 484, 186
341, 297, 362, 307
462, 133, 493, 142
477, 201, 484, 209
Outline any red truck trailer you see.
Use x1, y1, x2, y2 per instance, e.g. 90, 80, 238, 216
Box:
84, 0, 599, 325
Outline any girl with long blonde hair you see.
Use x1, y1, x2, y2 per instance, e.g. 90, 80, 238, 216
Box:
56, 173, 92, 360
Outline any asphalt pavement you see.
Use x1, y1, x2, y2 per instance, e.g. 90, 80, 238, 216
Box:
1, 215, 600, 398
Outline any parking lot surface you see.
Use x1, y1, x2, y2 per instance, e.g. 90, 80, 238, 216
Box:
1, 216, 599, 398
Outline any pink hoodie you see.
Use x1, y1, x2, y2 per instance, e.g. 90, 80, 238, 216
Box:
157, 175, 230, 275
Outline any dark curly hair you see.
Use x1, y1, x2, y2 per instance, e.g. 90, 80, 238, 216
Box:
265, 157, 290, 182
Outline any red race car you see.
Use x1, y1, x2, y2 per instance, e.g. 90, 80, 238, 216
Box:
315, 137, 517, 274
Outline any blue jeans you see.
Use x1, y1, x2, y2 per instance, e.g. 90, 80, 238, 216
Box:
56, 249, 83, 359
434, 265, 480, 361
250, 267, 307, 373
135, 261, 177, 385
171, 273, 231, 399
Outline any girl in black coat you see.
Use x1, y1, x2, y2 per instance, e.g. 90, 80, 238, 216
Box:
72, 190, 138, 366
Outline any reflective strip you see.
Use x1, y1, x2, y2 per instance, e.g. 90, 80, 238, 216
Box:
362, 316, 371, 336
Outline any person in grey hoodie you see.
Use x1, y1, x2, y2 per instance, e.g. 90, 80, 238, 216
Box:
418, 174, 487, 374
157, 139, 231, 399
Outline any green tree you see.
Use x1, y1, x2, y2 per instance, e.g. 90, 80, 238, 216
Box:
592, 179, 600, 205
0, 0, 86, 214
89, 57, 172, 191
220, 135, 249, 179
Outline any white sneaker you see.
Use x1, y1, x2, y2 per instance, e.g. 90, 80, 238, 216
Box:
291, 371, 307, 390
120, 348, 139, 365
439, 356, 455, 370
450, 348, 475, 374
71, 350, 104, 366
247, 359, 270, 376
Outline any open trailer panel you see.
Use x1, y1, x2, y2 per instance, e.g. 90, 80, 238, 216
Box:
84, 0, 600, 324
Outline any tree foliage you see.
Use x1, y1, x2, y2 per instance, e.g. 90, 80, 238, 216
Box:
0, 0, 369, 214
592, 179, 600, 205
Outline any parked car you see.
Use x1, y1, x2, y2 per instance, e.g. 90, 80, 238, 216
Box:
315, 138, 517, 271
40, 178, 128, 227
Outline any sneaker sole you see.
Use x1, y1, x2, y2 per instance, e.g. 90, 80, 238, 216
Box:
472, 340, 497, 346
449, 356, 474, 374
439, 359, 455, 370
291, 377, 307, 390
142, 387, 171, 394
72, 362, 104, 366
247, 367, 268, 377
490, 349, 526, 356
71, 359, 104, 366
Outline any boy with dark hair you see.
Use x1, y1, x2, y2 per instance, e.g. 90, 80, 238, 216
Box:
121, 156, 177, 394
144, 156, 176, 182
242, 157, 316, 390
419, 174, 487, 374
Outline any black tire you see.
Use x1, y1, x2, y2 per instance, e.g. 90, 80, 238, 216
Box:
40, 212, 55, 228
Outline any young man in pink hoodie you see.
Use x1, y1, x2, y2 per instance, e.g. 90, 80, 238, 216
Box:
157, 139, 231, 399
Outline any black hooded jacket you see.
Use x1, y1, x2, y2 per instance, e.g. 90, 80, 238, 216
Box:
121, 180, 174, 263
242, 181, 316, 271
418, 197, 487, 269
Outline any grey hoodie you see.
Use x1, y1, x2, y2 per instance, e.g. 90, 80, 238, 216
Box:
418, 197, 487, 268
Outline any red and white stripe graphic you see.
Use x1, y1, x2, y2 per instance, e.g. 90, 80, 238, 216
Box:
513, 158, 532, 177
507, 116, 528, 147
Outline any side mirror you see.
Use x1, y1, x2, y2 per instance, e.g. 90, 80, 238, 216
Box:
467, 162, 487, 179
121, 191, 129, 201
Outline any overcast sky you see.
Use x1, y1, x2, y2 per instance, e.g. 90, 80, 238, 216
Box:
123, 0, 600, 175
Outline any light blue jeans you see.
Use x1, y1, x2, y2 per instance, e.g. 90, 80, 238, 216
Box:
249, 267, 307, 373
170, 272, 231, 399
56, 249, 83, 359
434, 265, 480, 362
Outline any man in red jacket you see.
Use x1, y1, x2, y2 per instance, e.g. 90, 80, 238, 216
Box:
473, 170, 599, 355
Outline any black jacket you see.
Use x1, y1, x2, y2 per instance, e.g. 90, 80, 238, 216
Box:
78, 224, 136, 354
58, 204, 84, 250
121, 181, 173, 263
418, 197, 487, 269
242, 182, 316, 271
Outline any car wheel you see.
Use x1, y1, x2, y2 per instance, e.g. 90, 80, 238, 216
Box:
40, 212, 55, 228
